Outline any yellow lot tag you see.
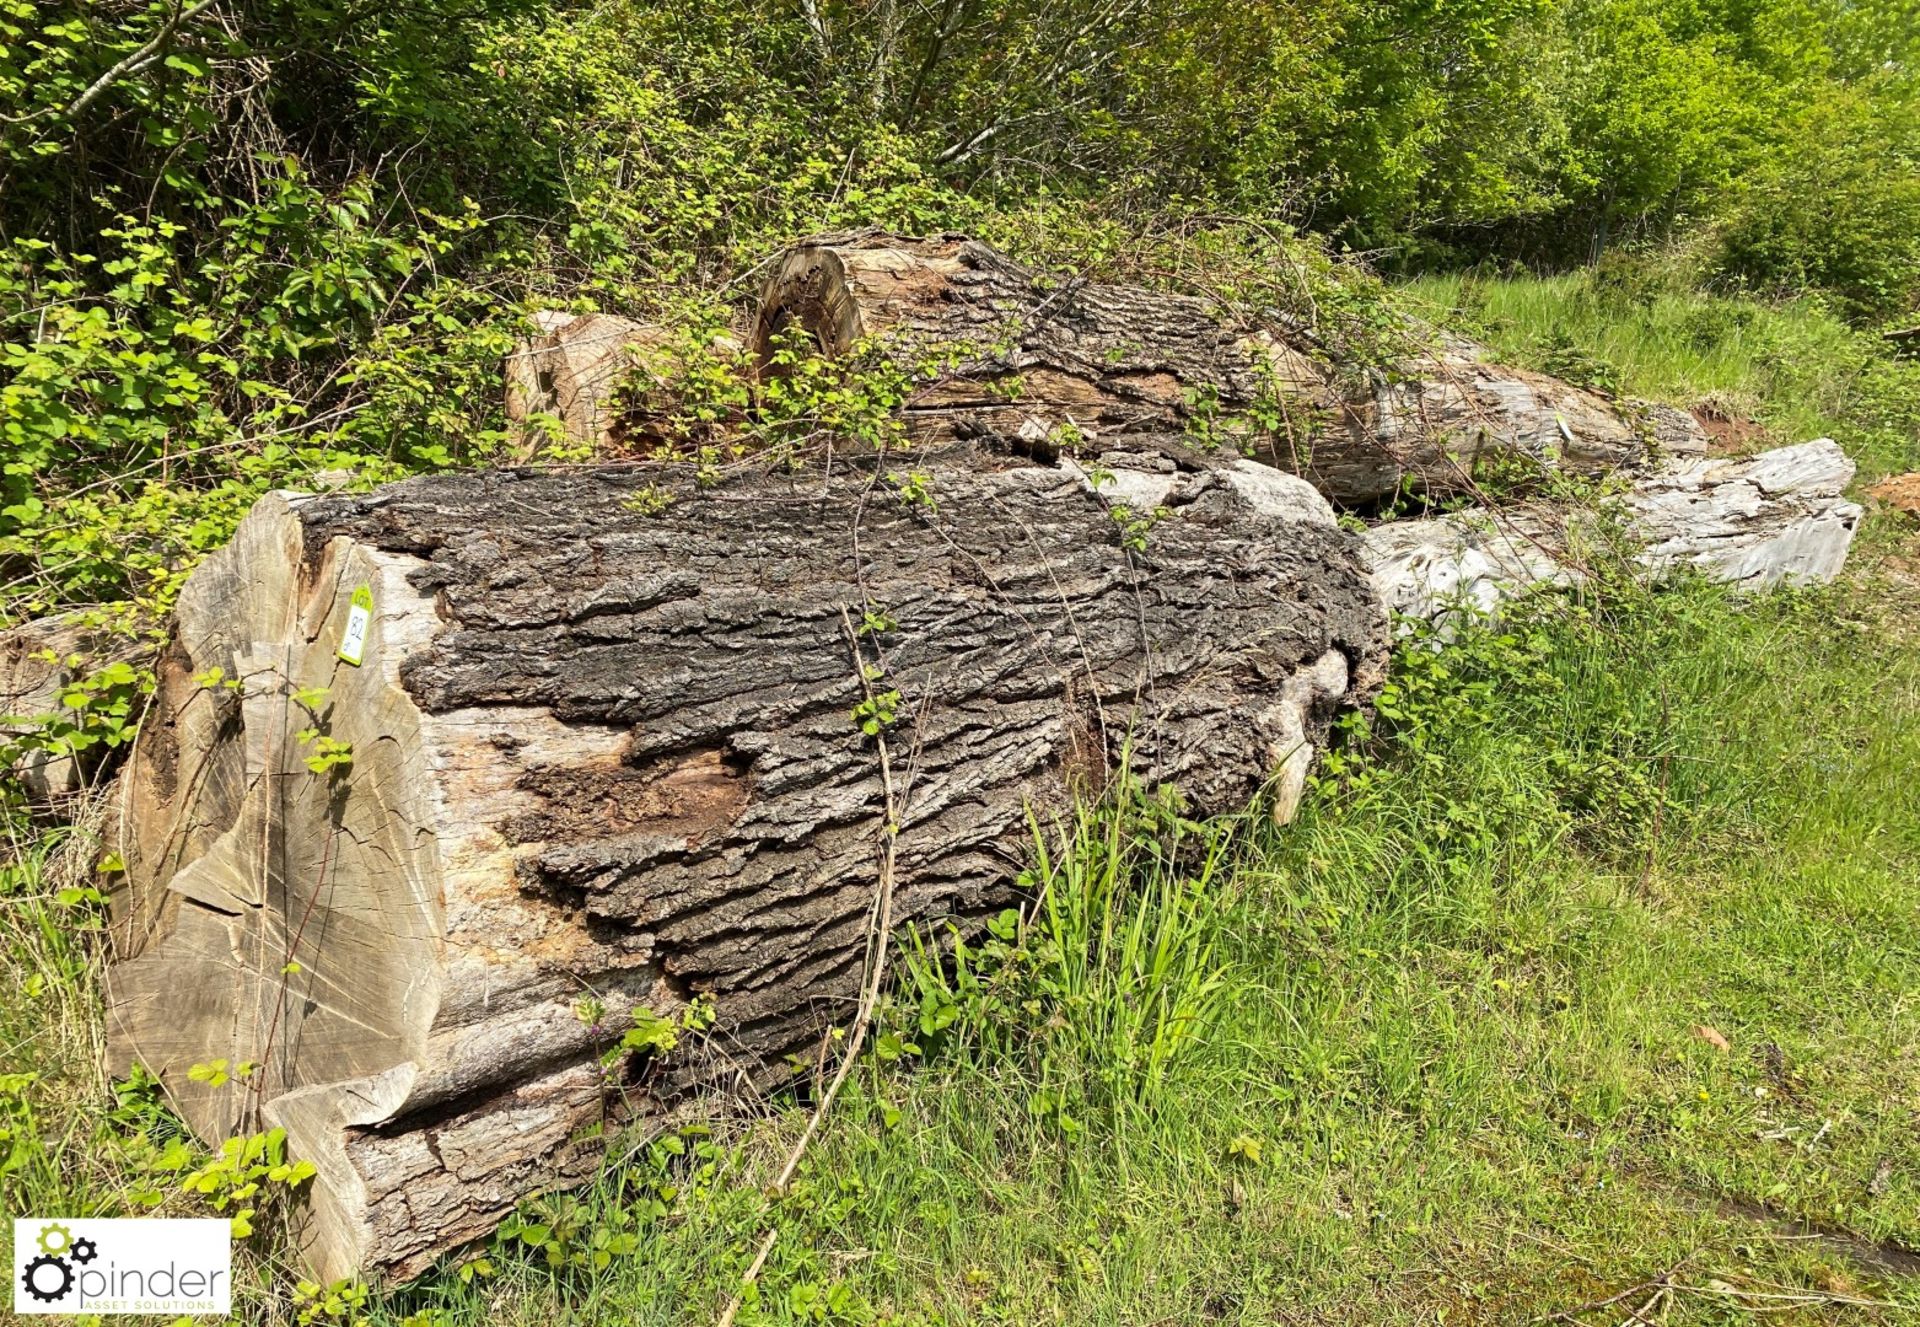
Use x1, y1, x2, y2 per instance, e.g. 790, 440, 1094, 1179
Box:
338, 585, 373, 666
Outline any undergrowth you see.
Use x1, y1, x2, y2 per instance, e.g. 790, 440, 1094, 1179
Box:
1402, 264, 1920, 481
5, 265, 1920, 1323
6, 555, 1918, 1324
6, 1, 1920, 1318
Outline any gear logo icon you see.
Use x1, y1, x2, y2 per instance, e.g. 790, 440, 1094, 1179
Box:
20, 1252, 74, 1305
34, 1222, 74, 1257
18, 1222, 95, 1307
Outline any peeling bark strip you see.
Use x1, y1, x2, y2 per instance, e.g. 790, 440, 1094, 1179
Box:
106, 449, 1386, 1282
753, 232, 1702, 503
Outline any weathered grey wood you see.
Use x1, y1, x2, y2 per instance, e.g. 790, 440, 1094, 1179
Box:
1362, 509, 1572, 629
753, 232, 1698, 503
1363, 439, 1862, 625
1626, 439, 1861, 585
106, 446, 1385, 1282
2, 613, 145, 805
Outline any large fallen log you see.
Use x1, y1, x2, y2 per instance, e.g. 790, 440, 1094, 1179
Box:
752, 232, 1704, 504
106, 446, 1385, 1282
1364, 439, 1863, 625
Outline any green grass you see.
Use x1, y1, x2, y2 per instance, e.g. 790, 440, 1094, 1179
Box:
1399, 268, 1920, 482
8, 569, 1917, 1326
6, 271, 1920, 1325
717, 572, 1920, 1327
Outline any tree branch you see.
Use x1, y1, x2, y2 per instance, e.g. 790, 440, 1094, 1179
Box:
62, 0, 220, 123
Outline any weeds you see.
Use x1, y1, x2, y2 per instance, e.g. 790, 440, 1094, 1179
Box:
902, 781, 1235, 1154
1403, 266, 1920, 480
5, 566, 1918, 1324
5, 262, 1920, 1322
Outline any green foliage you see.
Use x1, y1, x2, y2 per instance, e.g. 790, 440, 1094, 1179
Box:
1342, 588, 1678, 859
4, 0, 1920, 1317
497, 1194, 642, 1273
1532, 326, 1625, 396
288, 682, 354, 774
573, 995, 717, 1072
1546, 0, 1763, 235
7, 0, 1906, 628
1713, 82, 1920, 319
296, 732, 354, 776
0, 1067, 46, 1185
481, 1124, 732, 1288
620, 484, 675, 517
7, 560, 1920, 1321
1404, 262, 1920, 479
902, 778, 1235, 1147
0, 173, 510, 618
291, 1277, 370, 1326
850, 684, 902, 739
639, 324, 932, 472
617, 1007, 682, 1059
180, 1126, 317, 1238
184, 1057, 256, 1089
1107, 503, 1171, 554
0, 649, 153, 816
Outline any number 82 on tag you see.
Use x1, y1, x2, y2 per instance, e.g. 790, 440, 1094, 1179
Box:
338, 586, 374, 666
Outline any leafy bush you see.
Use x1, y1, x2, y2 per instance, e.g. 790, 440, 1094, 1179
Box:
0, 174, 512, 619
1713, 84, 1920, 320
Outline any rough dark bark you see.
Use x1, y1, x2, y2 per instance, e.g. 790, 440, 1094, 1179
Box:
106, 446, 1385, 1282
752, 233, 1704, 504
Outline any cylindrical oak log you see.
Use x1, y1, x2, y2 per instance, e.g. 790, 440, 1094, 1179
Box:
106, 446, 1385, 1282
752, 233, 1702, 503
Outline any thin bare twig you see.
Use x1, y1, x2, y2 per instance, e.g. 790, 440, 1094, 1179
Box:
1535, 1262, 1686, 1325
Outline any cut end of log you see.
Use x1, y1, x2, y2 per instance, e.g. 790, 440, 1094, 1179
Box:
505, 312, 675, 455
752, 231, 975, 369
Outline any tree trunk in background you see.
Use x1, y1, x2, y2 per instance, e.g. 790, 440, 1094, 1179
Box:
105, 446, 1385, 1282
752, 232, 1703, 504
